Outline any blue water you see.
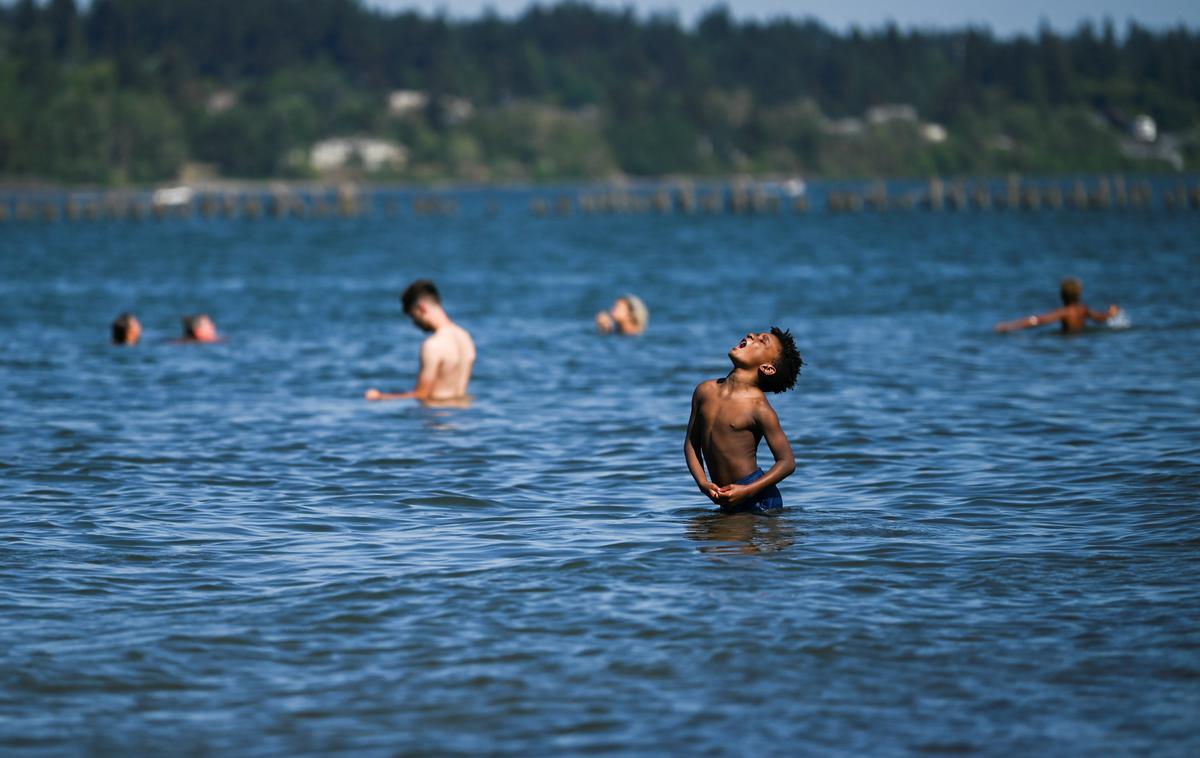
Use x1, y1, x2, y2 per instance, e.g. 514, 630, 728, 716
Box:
2, 197, 1198, 755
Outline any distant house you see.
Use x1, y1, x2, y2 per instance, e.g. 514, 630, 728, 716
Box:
1132, 114, 1157, 143
866, 104, 917, 126
821, 117, 864, 137
441, 96, 475, 124
921, 123, 948, 143
206, 89, 238, 115
387, 89, 475, 124
388, 90, 429, 117
310, 137, 407, 173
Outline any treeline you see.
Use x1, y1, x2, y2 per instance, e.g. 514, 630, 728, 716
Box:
1, 0, 1197, 183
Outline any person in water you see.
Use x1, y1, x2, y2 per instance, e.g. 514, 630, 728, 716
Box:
685, 328, 802, 514
180, 314, 221, 343
365, 279, 476, 403
595, 294, 649, 335
111, 312, 142, 346
994, 277, 1119, 334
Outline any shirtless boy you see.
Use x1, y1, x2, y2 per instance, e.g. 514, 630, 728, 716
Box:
685, 328, 803, 514
365, 279, 476, 403
994, 277, 1119, 334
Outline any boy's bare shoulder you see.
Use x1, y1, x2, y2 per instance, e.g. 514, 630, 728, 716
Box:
693, 378, 720, 396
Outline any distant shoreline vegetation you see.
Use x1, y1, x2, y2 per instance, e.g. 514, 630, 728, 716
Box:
0, 0, 1197, 185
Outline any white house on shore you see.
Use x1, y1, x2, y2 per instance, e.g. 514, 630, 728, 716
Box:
310, 137, 407, 174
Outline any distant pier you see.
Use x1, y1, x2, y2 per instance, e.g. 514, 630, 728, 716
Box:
2, 176, 1197, 224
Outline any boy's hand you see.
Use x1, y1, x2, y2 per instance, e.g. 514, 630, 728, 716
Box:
365, 388, 382, 401
699, 481, 721, 503
715, 484, 750, 506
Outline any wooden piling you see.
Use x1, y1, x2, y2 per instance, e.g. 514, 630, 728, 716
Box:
1075, 178, 1094, 208
336, 185, 360, 218
1005, 176, 1020, 209
864, 182, 887, 212
41, 200, 61, 222
200, 193, 219, 218
945, 182, 965, 211
970, 186, 991, 210
677, 184, 696, 214
1112, 176, 1128, 208
1090, 178, 1112, 210
243, 195, 262, 219
926, 177, 944, 211
1019, 186, 1040, 211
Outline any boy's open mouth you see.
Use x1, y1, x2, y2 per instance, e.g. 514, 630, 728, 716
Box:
736, 339, 747, 349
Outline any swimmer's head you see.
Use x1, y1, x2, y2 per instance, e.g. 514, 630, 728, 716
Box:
616, 294, 649, 332
1060, 277, 1083, 305
182, 314, 218, 342
401, 279, 443, 332
624, 295, 652, 331
111, 312, 141, 345
729, 327, 803, 393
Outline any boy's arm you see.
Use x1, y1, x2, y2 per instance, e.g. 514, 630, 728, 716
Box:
1087, 304, 1119, 322
684, 384, 720, 503
994, 307, 1067, 333
366, 339, 442, 401
716, 402, 796, 505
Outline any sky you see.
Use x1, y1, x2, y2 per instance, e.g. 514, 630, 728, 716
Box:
366, 0, 1200, 35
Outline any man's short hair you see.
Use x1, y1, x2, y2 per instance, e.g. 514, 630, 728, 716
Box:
111, 312, 136, 344
760, 326, 803, 394
1060, 277, 1083, 305
401, 279, 441, 314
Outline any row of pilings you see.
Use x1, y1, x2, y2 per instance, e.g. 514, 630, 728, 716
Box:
2, 178, 1199, 224
539, 178, 1200, 216
0, 186, 460, 223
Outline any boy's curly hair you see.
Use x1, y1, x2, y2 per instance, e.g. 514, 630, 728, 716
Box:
760, 327, 803, 394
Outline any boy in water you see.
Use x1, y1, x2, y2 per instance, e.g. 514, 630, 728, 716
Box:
685, 328, 803, 514
994, 277, 1119, 334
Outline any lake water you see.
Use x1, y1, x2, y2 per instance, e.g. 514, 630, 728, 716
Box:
2, 191, 1198, 755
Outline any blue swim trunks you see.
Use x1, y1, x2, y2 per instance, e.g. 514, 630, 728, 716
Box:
720, 468, 784, 515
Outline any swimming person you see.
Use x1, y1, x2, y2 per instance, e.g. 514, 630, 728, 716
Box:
994, 277, 1119, 334
595, 294, 649, 335
365, 279, 476, 403
180, 314, 222, 343
685, 328, 803, 514
111, 312, 142, 346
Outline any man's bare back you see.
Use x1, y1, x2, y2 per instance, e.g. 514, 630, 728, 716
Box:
365, 280, 475, 403
420, 323, 476, 400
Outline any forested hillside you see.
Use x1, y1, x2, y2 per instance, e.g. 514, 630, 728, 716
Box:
1, 0, 1197, 183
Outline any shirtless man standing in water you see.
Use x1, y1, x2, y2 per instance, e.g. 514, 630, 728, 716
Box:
365, 279, 476, 403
